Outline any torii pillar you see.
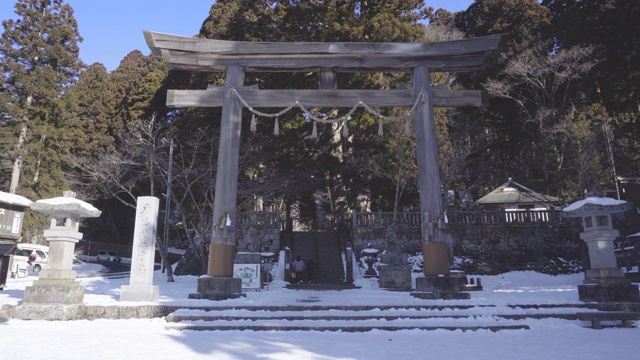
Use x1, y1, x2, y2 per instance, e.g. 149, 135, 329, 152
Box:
188, 65, 245, 300
411, 66, 469, 300
413, 66, 451, 277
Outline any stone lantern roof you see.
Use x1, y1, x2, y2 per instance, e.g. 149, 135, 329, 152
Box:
30, 191, 101, 219
562, 197, 632, 217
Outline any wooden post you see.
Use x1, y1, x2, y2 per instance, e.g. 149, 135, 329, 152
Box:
208, 65, 245, 277
412, 65, 443, 244
320, 69, 337, 90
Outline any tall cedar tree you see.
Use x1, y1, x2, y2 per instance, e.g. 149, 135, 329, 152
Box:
543, 0, 640, 179
0, 0, 83, 241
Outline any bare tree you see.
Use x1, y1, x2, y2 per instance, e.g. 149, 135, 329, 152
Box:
69, 114, 176, 279
484, 41, 599, 194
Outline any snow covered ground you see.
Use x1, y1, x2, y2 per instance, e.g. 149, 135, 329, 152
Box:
1, 262, 639, 360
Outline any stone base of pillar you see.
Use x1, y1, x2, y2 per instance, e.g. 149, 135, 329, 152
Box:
23, 281, 84, 304
14, 304, 85, 320
584, 268, 628, 285
188, 276, 245, 300
578, 283, 640, 302
378, 265, 412, 290
410, 276, 470, 300
119, 284, 159, 302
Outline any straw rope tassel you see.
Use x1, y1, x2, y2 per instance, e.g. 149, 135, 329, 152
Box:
342, 119, 349, 138
378, 119, 384, 136
311, 121, 318, 139
405, 119, 411, 135
274, 117, 280, 135
250, 114, 257, 132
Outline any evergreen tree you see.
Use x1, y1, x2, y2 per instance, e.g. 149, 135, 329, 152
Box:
0, 0, 83, 242
0, 0, 83, 201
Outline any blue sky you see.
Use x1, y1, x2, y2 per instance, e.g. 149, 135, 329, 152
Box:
0, 0, 474, 72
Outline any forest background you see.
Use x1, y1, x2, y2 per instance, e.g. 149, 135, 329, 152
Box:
1, 0, 639, 273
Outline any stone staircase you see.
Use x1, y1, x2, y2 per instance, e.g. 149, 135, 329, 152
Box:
289, 231, 347, 285
163, 303, 594, 332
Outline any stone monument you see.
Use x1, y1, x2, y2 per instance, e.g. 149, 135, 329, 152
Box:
120, 196, 160, 302
562, 197, 639, 302
377, 252, 412, 290
23, 191, 101, 304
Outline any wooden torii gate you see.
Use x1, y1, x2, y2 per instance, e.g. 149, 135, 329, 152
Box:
145, 31, 501, 298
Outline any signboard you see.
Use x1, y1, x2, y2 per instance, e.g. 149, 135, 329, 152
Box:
0, 205, 25, 239
233, 263, 261, 290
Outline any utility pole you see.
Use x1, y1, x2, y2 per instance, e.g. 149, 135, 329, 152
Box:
163, 138, 175, 282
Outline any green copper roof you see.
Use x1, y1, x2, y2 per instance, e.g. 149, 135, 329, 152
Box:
474, 179, 561, 206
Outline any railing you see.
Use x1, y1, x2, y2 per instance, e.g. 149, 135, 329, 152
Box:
236, 211, 280, 228
447, 209, 564, 225
352, 210, 422, 227
352, 209, 565, 227
237, 208, 565, 230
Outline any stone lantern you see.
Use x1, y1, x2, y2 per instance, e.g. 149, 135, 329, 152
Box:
23, 191, 101, 304
562, 197, 639, 302
361, 247, 379, 277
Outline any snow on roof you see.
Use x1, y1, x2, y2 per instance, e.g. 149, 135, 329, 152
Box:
0, 191, 33, 207
563, 197, 628, 212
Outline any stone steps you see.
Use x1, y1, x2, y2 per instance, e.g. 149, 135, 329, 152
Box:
290, 232, 345, 284
163, 304, 593, 332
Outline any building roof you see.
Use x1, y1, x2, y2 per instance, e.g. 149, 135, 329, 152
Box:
474, 178, 561, 207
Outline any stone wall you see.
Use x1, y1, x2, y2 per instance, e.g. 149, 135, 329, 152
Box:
350, 226, 422, 256
235, 226, 281, 254
349, 220, 583, 274
448, 222, 582, 274
235, 211, 281, 254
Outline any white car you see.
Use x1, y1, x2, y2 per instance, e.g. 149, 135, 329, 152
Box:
12, 244, 49, 274
96, 250, 121, 263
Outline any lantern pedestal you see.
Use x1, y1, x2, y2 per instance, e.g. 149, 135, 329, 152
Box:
562, 197, 639, 303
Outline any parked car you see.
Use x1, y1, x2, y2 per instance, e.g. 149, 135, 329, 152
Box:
11, 244, 49, 274
96, 250, 121, 263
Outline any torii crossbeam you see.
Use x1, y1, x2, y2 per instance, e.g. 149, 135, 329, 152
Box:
145, 31, 502, 299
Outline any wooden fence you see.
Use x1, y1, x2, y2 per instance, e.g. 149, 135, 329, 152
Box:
236, 211, 280, 228
352, 209, 565, 227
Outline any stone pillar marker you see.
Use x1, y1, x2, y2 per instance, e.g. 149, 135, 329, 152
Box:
562, 197, 639, 302
23, 191, 101, 304
120, 196, 160, 302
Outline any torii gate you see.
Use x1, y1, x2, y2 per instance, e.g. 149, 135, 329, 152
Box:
145, 31, 502, 299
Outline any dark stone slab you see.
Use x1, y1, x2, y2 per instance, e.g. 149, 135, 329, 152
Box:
189, 276, 245, 301
410, 291, 471, 300
411, 276, 470, 300
578, 283, 640, 303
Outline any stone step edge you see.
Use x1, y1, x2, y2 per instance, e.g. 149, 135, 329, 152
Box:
165, 303, 591, 312
164, 324, 530, 332
166, 313, 579, 323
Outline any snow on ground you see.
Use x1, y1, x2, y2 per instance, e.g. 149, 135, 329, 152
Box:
1, 262, 638, 360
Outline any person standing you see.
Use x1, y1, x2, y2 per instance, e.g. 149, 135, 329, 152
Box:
306, 258, 315, 283
292, 255, 306, 284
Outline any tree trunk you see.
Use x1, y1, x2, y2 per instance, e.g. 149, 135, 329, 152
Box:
9, 124, 27, 194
